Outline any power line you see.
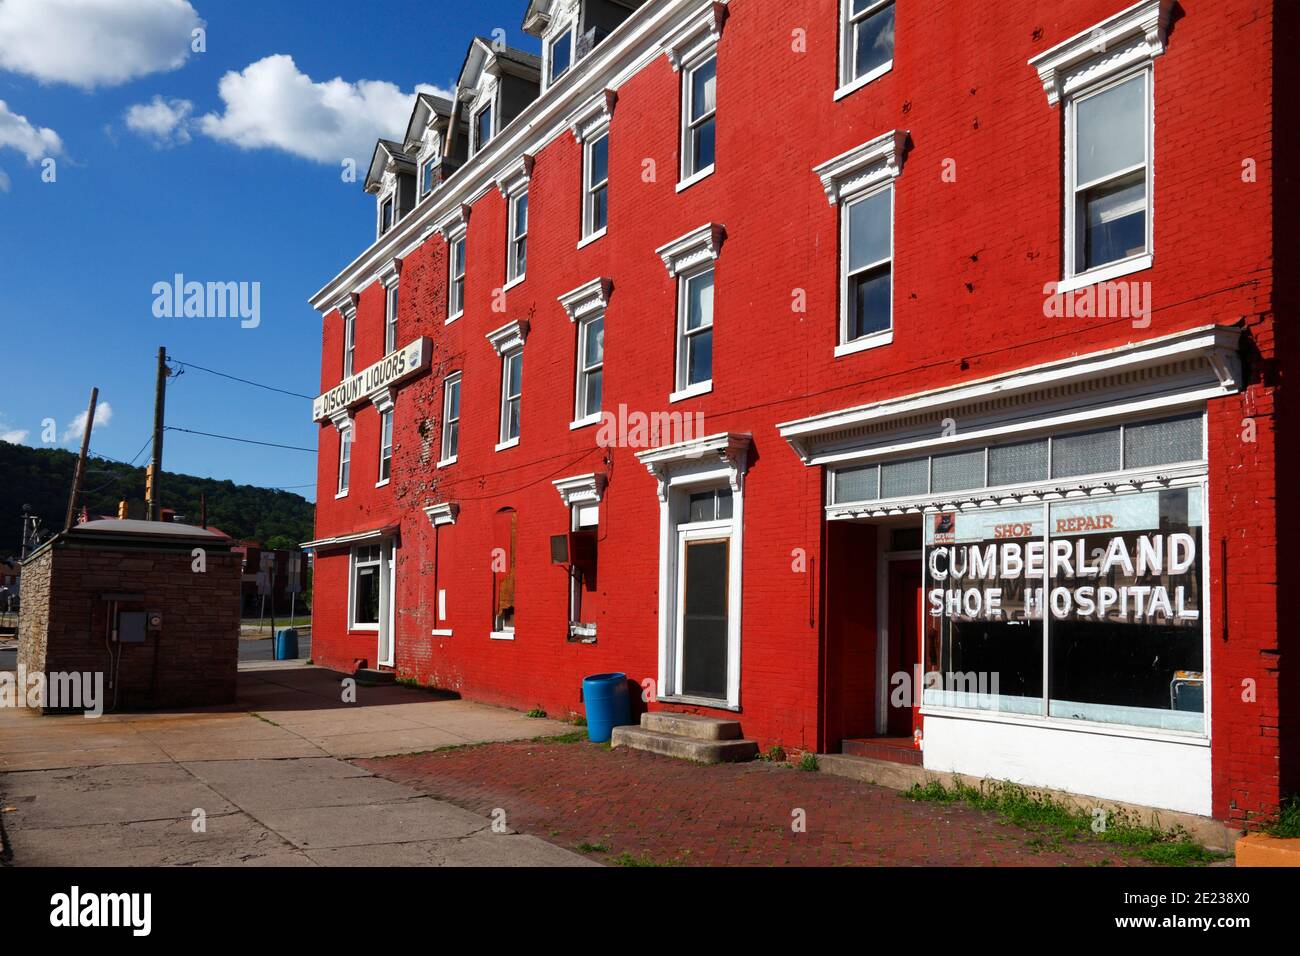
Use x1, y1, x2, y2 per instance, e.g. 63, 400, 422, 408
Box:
164, 426, 315, 453
169, 358, 314, 401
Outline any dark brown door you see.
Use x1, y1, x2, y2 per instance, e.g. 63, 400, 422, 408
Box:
886, 561, 922, 737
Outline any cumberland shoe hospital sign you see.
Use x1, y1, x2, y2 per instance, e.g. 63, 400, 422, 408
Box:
313, 338, 432, 422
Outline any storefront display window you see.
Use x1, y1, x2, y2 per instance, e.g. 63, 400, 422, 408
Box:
923, 485, 1205, 734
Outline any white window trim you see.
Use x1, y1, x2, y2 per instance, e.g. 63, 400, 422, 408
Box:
664, 0, 727, 72
438, 206, 471, 323
836, 0, 895, 97
637, 432, 750, 711
439, 372, 462, 467
341, 306, 357, 379
493, 339, 526, 449
674, 264, 715, 398
496, 155, 534, 287
838, 183, 894, 352
383, 276, 400, 354
573, 312, 604, 425
544, 16, 579, 90
377, 191, 397, 240
582, 133, 610, 240
678, 52, 717, 187
347, 543, 382, 633
1061, 67, 1155, 287
471, 91, 498, 158
558, 277, 612, 425
376, 404, 394, 488
336, 425, 353, 498
1029, 0, 1171, 287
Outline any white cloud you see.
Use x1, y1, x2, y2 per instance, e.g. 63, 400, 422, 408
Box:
199, 54, 445, 165
0, 411, 29, 444
125, 95, 194, 146
62, 400, 112, 444
0, 0, 202, 89
0, 167, 10, 193
0, 98, 62, 162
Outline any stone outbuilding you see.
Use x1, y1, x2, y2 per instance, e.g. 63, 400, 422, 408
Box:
18, 520, 240, 711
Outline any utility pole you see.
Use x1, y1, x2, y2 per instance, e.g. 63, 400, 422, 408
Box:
147, 347, 167, 521
64, 387, 99, 532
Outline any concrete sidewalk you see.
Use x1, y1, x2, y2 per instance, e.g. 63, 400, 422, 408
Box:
0, 664, 596, 867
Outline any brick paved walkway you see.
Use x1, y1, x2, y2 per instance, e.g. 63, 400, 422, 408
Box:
360, 739, 1140, 867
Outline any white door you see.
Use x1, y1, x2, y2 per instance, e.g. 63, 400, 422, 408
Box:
377, 541, 396, 667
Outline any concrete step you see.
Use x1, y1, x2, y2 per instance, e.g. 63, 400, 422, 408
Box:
817, 753, 928, 791
842, 737, 923, 766
611, 725, 758, 764
354, 668, 395, 686
640, 711, 742, 741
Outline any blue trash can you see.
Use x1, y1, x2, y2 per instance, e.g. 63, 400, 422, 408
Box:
274, 628, 299, 661
582, 672, 631, 743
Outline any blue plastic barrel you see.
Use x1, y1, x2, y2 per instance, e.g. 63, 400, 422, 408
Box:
582, 672, 631, 743
274, 628, 299, 661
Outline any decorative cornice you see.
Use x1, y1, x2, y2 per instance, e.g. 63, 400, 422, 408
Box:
552, 473, 608, 507
328, 408, 353, 432
569, 89, 617, 143
369, 386, 397, 414
1029, 0, 1173, 106
778, 324, 1243, 466
636, 432, 751, 500
665, 0, 728, 71
557, 277, 612, 322
436, 203, 472, 240
379, 256, 403, 287
495, 153, 536, 197
487, 318, 530, 355
812, 129, 908, 206
655, 222, 725, 277
424, 502, 460, 527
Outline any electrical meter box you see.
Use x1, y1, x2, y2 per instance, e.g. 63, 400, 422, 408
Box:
118, 610, 148, 643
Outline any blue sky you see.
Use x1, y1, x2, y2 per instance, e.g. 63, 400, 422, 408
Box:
0, 0, 538, 502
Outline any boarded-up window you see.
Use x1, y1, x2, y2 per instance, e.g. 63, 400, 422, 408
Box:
493, 508, 517, 632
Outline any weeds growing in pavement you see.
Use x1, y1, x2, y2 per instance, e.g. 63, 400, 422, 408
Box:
531, 731, 585, 744
757, 745, 787, 763
525, 707, 547, 718
576, 841, 609, 853
798, 752, 818, 772
1266, 794, 1300, 838
904, 779, 1224, 865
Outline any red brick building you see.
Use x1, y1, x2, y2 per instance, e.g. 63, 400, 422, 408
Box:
305, 0, 1296, 826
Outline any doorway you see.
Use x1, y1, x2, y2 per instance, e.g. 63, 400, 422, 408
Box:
885, 558, 922, 736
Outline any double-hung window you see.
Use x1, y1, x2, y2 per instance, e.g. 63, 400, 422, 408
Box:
420, 156, 436, 198
385, 282, 399, 353
499, 349, 523, 447
583, 133, 609, 239
448, 230, 466, 320
676, 267, 714, 396
575, 314, 604, 424
681, 55, 716, 184
506, 189, 528, 284
842, 184, 893, 347
473, 102, 493, 155
337, 427, 352, 496
380, 196, 394, 236
548, 21, 574, 86
839, 0, 895, 94
440, 373, 461, 465
1067, 70, 1151, 281
377, 409, 393, 484
342, 309, 356, 377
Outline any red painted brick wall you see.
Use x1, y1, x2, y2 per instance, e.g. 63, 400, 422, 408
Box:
309, 0, 1289, 823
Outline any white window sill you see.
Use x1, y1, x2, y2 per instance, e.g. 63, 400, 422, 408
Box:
503, 274, 526, 293
334, 490, 349, 499
569, 413, 602, 430
489, 630, 515, 641
349, 624, 379, 633
569, 623, 597, 640
834, 60, 893, 101
577, 227, 607, 250
375, 478, 390, 488
656, 694, 740, 713
495, 436, 520, 452
919, 705, 1208, 747
436, 455, 457, 469
1055, 253, 1153, 294
431, 628, 453, 637
834, 329, 894, 358
669, 381, 712, 403
675, 165, 715, 193
445, 312, 462, 325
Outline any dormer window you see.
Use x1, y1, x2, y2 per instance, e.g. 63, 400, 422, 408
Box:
547, 21, 575, 85
474, 102, 494, 154
420, 156, 437, 197
380, 196, 395, 236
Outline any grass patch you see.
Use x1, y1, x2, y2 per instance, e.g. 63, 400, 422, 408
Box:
525, 708, 547, 718
612, 850, 686, 867
905, 778, 1222, 866
570, 714, 588, 727
757, 745, 787, 763
1266, 794, 1300, 838
576, 841, 609, 854
798, 752, 819, 772
531, 731, 585, 744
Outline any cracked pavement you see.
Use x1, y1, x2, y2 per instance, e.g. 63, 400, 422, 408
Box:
0, 663, 597, 867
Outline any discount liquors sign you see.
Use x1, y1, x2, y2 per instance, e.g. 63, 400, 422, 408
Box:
925, 491, 1202, 625
313, 337, 431, 422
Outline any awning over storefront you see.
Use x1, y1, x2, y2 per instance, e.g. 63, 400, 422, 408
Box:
300, 524, 401, 554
